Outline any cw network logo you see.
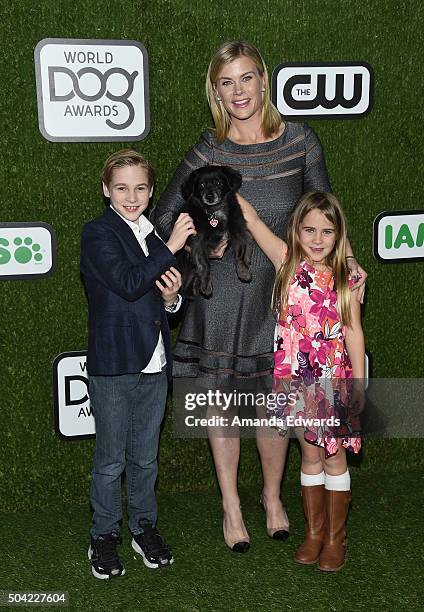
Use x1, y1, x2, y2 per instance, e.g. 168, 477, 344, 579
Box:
272, 62, 374, 119
34, 38, 150, 142
53, 351, 95, 440
0, 222, 56, 279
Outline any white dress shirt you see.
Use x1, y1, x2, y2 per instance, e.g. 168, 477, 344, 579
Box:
110, 206, 181, 373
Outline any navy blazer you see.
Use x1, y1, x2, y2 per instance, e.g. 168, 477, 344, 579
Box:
80, 206, 177, 378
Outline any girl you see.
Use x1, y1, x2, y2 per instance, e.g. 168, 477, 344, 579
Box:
239, 191, 364, 571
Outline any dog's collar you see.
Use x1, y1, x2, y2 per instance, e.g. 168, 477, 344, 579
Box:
207, 212, 219, 228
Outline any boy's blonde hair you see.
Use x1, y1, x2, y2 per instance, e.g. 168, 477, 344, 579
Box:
101, 149, 155, 188
273, 192, 352, 327
205, 40, 282, 143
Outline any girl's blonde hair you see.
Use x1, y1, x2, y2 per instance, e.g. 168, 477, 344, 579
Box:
205, 40, 282, 143
273, 192, 352, 327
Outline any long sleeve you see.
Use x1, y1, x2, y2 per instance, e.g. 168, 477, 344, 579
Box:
81, 222, 176, 302
303, 124, 331, 192
152, 133, 212, 240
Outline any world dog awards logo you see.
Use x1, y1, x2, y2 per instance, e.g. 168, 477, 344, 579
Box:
374, 210, 424, 263
53, 351, 95, 439
0, 222, 56, 279
34, 38, 149, 142
272, 62, 373, 118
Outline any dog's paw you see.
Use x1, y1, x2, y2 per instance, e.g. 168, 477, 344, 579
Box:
200, 278, 213, 298
239, 270, 252, 283
236, 261, 252, 283
191, 276, 201, 296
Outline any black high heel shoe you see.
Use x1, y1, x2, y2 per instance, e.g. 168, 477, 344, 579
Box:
259, 494, 290, 541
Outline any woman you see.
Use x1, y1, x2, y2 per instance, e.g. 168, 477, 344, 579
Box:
153, 40, 365, 553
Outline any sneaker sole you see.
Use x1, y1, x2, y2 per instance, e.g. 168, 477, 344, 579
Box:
88, 545, 126, 580
131, 539, 174, 569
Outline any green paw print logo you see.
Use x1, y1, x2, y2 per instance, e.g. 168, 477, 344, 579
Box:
13, 237, 43, 263
0, 237, 43, 265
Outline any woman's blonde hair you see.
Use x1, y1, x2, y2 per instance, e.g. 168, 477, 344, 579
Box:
273, 192, 352, 327
205, 40, 282, 143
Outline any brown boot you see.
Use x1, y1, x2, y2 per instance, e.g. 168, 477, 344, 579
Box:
294, 485, 326, 565
318, 489, 351, 572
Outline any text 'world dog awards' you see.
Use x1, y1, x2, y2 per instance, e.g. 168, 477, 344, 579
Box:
34, 38, 150, 142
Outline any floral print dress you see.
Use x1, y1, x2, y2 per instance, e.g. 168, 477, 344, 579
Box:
272, 261, 361, 457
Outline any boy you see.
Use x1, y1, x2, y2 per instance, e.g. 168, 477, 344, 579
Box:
80, 150, 194, 579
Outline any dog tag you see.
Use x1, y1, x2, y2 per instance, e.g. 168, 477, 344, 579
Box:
209, 217, 218, 228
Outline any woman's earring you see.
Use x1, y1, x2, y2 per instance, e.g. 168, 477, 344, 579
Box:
216, 96, 222, 102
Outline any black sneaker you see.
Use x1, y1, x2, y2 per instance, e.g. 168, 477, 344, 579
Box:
88, 533, 126, 579
131, 525, 173, 568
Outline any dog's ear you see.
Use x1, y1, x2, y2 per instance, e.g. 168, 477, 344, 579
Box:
221, 166, 242, 191
181, 172, 196, 200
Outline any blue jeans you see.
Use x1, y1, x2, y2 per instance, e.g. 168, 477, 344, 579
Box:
89, 370, 167, 537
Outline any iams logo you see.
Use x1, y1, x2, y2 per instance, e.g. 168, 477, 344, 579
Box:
34, 38, 150, 142
0, 222, 56, 279
373, 210, 424, 263
53, 351, 95, 440
272, 62, 373, 118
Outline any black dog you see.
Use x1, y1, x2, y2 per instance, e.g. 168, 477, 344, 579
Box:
178, 165, 252, 298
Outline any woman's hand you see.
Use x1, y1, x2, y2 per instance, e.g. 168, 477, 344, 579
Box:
209, 239, 228, 259
347, 257, 367, 303
166, 213, 196, 254
155, 266, 182, 306
236, 193, 258, 226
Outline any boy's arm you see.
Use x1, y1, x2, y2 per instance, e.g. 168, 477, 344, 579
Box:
237, 194, 287, 270
156, 267, 182, 309
81, 222, 176, 302
344, 297, 365, 378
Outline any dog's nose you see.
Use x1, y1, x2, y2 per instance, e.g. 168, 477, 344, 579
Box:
205, 193, 215, 203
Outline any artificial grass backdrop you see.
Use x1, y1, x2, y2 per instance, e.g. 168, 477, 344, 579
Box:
1, 1, 423, 512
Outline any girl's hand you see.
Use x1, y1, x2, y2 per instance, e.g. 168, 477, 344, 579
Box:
166, 213, 196, 254
347, 257, 367, 303
155, 267, 182, 306
236, 194, 258, 226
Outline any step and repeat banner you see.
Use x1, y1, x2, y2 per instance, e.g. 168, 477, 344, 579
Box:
1, 38, 422, 440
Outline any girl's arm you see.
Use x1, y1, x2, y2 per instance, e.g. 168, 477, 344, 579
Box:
344, 297, 365, 379
237, 194, 287, 270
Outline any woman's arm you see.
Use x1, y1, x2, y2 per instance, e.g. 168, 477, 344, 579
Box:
237, 194, 286, 270
152, 159, 193, 240
345, 245, 367, 303
303, 124, 331, 192
344, 297, 365, 379
152, 135, 210, 241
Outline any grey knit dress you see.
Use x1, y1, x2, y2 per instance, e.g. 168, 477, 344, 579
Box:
153, 122, 330, 385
